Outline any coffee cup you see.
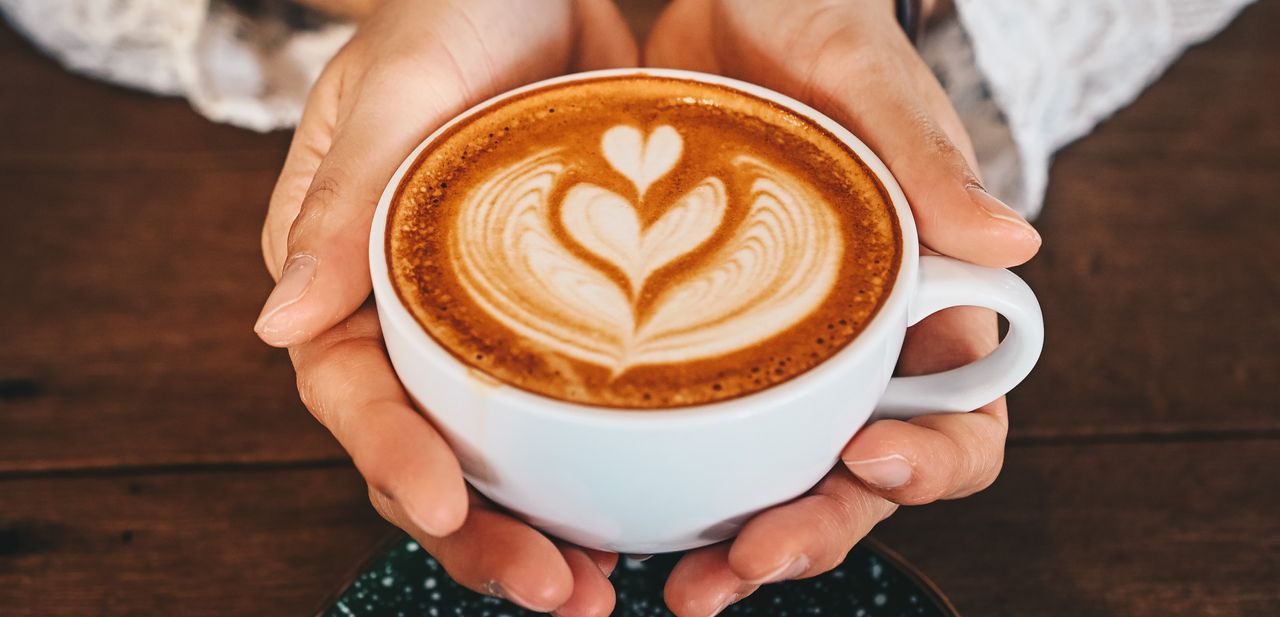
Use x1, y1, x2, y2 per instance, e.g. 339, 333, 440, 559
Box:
369, 68, 1043, 554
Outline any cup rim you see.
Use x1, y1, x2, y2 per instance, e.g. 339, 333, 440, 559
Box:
369, 68, 920, 428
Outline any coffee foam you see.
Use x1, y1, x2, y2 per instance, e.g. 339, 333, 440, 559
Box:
388, 76, 900, 408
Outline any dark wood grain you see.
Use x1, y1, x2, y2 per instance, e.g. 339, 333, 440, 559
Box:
0, 465, 390, 616
1, 1, 1278, 616
0, 25, 342, 472
3, 3, 1279, 473
876, 439, 1280, 617
0, 442, 1273, 616
1009, 0, 1280, 440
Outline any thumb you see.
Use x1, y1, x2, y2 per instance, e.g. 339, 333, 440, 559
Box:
879, 107, 1042, 268
813, 59, 1041, 268
254, 75, 470, 347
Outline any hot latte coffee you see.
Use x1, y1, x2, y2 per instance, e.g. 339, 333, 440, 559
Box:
387, 75, 901, 408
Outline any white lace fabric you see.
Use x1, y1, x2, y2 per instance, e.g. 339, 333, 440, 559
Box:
0, 0, 1256, 216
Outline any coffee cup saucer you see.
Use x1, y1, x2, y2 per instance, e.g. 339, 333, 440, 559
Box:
318, 534, 959, 617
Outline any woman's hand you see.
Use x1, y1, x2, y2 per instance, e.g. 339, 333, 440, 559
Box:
256, 1, 635, 614
646, 1, 1037, 614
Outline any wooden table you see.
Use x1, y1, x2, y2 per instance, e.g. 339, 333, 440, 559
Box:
2, 3, 1277, 616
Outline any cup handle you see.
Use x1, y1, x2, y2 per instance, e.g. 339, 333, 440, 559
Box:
874, 255, 1044, 419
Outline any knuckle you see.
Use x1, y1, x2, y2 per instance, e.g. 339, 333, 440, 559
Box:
899, 481, 950, 506
912, 114, 975, 175
294, 371, 327, 424
290, 323, 380, 428
302, 173, 344, 213
946, 415, 1008, 497
972, 462, 1004, 493
363, 466, 398, 506
970, 448, 1006, 493
288, 171, 346, 248
367, 485, 400, 523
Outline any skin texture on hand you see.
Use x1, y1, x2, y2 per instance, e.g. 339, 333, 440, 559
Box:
644, 1, 1039, 615
259, 1, 1038, 615
256, 1, 635, 614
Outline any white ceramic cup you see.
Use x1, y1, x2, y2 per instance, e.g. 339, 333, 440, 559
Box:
369, 68, 1044, 554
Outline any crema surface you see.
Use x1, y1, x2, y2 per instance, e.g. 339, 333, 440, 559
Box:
388, 76, 900, 408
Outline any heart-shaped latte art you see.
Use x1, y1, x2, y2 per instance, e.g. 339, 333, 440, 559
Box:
451, 126, 843, 374
560, 178, 726, 295
601, 125, 682, 198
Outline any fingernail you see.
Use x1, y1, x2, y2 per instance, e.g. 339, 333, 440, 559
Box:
593, 554, 616, 577
254, 253, 317, 344
483, 580, 510, 602
709, 592, 742, 617
845, 453, 913, 489
747, 554, 810, 584
485, 579, 554, 612
969, 187, 1040, 238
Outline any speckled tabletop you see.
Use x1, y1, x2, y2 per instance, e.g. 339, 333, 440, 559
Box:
320, 536, 957, 617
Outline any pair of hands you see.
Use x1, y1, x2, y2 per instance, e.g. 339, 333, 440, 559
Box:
256, 1, 1041, 615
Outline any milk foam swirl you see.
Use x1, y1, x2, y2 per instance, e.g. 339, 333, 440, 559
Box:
451, 126, 843, 374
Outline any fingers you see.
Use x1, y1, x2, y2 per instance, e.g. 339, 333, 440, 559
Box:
811, 57, 1040, 268
255, 58, 476, 347
663, 544, 758, 617
261, 66, 340, 280
586, 549, 619, 577
289, 306, 469, 535
430, 509, 573, 611
664, 468, 898, 615
552, 546, 617, 617
843, 305, 1009, 502
841, 407, 1007, 502
644, 0, 719, 71
808, 34, 1039, 267
370, 488, 576, 612
708, 6, 1039, 269
572, 0, 639, 70
725, 467, 898, 586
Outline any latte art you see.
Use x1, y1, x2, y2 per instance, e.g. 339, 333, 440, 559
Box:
388, 76, 900, 407
453, 125, 843, 375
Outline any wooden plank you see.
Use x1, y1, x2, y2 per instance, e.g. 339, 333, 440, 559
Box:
0, 162, 343, 471
0, 465, 390, 616
0, 24, 341, 472
1009, 0, 1280, 439
0, 22, 288, 170
3, 3, 1279, 473
875, 439, 1280, 617
1, 441, 1274, 616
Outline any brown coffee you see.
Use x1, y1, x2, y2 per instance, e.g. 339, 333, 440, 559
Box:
387, 75, 900, 408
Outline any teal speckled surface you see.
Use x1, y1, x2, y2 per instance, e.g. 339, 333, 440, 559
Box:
322, 536, 957, 616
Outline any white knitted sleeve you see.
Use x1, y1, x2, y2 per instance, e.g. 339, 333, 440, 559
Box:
930, 0, 1255, 217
